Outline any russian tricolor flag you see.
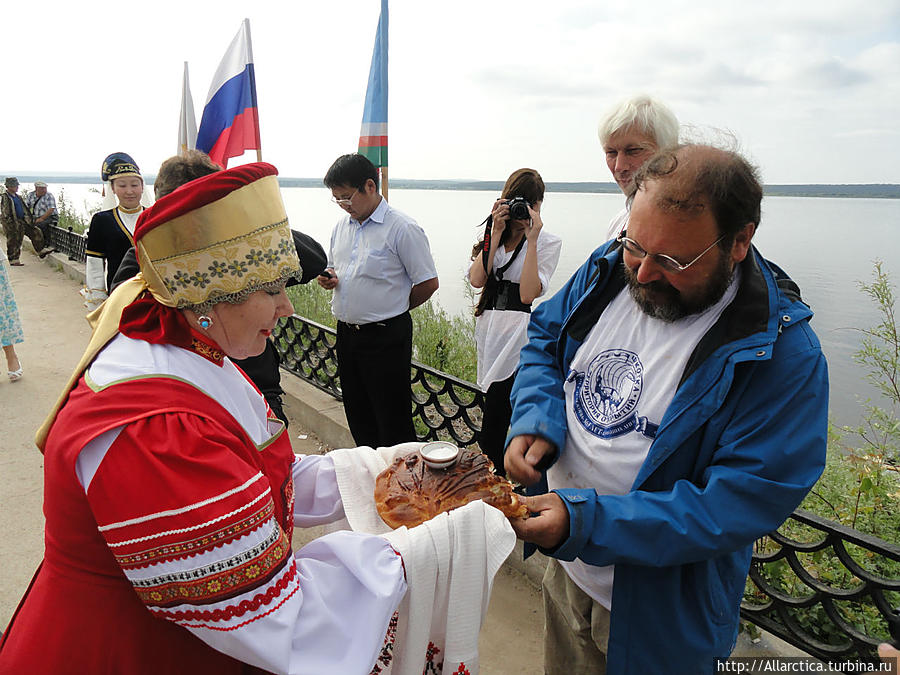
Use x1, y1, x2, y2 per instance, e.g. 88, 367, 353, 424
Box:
197, 19, 261, 168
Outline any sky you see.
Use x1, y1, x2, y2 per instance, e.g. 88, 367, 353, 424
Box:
2, 0, 898, 185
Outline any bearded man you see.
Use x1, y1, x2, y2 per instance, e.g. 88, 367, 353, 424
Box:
505, 144, 828, 675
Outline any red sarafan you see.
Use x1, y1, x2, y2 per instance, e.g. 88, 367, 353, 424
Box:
375, 447, 528, 529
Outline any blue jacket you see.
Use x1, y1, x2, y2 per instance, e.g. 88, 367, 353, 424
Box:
509, 242, 828, 674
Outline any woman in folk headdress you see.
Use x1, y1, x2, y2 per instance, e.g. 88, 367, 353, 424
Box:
0, 163, 408, 674
82, 152, 150, 310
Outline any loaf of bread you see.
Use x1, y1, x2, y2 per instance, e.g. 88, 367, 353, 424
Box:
374, 447, 529, 529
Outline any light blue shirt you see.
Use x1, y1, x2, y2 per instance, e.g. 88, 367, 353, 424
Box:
328, 198, 437, 324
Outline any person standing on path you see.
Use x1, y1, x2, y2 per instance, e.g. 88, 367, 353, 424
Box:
82, 153, 146, 310
1, 177, 48, 265
506, 144, 828, 674
317, 153, 438, 448
468, 168, 561, 476
0, 245, 24, 381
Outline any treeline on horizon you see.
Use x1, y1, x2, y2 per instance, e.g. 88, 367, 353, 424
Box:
6, 173, 900, 199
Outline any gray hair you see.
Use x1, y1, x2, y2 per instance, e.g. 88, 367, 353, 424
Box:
598, 95, 680, 149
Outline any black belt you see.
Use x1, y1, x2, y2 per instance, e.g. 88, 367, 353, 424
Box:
339, 311, 409, 331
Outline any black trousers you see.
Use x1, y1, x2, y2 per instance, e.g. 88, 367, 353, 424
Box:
336, 312, 416, 448
478, 373, 516, 477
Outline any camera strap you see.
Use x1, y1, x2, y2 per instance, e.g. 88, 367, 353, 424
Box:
494, 236, 526, 282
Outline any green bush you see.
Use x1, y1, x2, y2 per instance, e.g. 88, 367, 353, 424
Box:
744, 260, 900, 651
285, 280, 478, 383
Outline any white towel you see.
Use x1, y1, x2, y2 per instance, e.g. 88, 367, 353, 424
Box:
329, 444, 517, 675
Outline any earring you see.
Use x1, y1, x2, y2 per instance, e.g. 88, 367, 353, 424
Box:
198, 315, 213, 329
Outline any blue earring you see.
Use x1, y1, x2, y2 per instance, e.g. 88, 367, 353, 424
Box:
198, 315, 212, 329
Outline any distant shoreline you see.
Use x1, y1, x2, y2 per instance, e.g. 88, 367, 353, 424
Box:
3, 173, 899, 199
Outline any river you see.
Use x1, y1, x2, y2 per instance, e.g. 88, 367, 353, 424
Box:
53, 183, 900, 429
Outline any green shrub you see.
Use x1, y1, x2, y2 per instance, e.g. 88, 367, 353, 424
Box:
286, 280, 478, 383
743, 260, 900, 651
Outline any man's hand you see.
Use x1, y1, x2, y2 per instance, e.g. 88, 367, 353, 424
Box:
509, 492, 569, 549
505, 434, 556, 486
316, 268, 338, 290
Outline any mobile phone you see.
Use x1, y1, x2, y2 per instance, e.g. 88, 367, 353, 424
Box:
319, 270, 334, 279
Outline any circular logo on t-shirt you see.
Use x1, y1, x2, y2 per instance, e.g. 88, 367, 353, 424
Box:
572, 349, 644, 438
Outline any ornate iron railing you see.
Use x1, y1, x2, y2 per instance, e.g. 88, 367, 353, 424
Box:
743, 509, 900, 662
273, 312, 900, 663
49, 225, 87, 262
272, 313, 484, 447
43, 248, 900, 663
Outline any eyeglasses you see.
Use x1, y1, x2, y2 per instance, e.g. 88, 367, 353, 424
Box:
616, 230, 726, 273
330, 189, 358, 206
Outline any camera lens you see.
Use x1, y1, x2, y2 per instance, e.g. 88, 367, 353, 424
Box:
507, 197, 530, 220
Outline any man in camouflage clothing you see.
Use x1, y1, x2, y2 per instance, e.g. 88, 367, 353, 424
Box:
1, 177, 48, 265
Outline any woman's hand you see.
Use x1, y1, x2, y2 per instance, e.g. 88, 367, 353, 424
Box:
490, 199, 509, 238
525, 204, 543, 241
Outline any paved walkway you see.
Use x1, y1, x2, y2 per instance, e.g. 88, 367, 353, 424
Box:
0, 246, 544, 673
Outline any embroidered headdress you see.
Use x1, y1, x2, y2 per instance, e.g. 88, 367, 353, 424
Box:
101, 152, 142, 182
134, 162, 301, 312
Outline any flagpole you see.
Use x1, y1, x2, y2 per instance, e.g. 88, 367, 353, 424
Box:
359, 0, 389, 201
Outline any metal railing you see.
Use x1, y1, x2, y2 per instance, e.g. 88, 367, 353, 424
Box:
50, 231, 900, 663
49, 224, 87, 262
273, 312, 900, 663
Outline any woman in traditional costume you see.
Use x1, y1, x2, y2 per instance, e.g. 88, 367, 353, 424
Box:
0, 243, 24, 381
0, 163, 408, 674
468, 168, 561, 476
82, 152, 149, 310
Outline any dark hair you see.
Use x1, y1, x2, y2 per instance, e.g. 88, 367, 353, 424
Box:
471, 168, 545, 316
630, 144, 762, 243
323, 153, 379, 191
154, 151, 222, 199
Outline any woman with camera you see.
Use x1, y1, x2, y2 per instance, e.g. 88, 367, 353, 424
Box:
468, 168, 561, 477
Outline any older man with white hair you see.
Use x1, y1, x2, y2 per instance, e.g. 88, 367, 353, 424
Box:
598, 95, 680, 241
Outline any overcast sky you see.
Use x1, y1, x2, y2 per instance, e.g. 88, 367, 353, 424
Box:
2, 0, 898, 184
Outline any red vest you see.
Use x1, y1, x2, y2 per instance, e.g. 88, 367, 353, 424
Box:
0, 375, 294, 674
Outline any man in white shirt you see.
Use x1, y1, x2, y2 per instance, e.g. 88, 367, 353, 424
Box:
598, 95, 680, 242
505, 144, 828, 674
317, 154, 438, 448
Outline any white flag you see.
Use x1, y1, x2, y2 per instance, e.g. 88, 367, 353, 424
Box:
177, 61, 198, 155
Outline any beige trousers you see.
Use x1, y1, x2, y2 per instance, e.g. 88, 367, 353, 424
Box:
542, 558, 611, 674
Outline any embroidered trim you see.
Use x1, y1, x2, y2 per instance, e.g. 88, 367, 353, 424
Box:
190, 338, 225, 364
137, 530, 291, 607
115, 501, 274, 567
151, 558, 298, 624
106, 488, 271, 548
131, 524, 282, 589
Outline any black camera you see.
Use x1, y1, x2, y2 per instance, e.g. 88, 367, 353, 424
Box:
504, 196, 531, 220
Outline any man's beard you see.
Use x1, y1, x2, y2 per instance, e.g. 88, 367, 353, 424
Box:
624, 252, 734, 322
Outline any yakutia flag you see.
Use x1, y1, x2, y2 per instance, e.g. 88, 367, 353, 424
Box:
358, 0, 388, 168
197, 19, 261, 168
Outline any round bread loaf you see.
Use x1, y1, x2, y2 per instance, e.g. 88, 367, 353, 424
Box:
374, 447, 528, 529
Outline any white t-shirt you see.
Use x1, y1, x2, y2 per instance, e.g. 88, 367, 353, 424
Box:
604, 206, 629, 244
473, 229, 562, 390
550, 266, 741, 609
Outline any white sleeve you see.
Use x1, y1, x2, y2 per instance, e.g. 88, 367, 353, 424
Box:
190, 531, 407, 675
292, 454, 346, 526
85, 255, 108, 292
536, 231, 563, 298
